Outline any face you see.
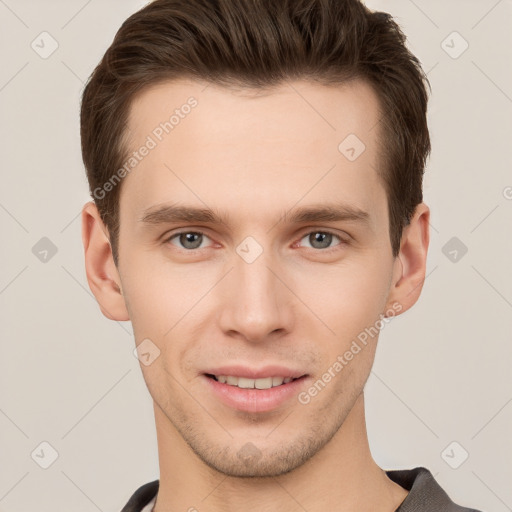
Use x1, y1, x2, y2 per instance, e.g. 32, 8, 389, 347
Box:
111, 78, 406, 477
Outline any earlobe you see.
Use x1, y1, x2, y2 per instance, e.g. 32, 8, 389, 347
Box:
384, 202, 430, 316
81, 201, 130, 321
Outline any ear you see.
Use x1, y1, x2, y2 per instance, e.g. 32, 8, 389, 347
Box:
384, 202, 430, 317
81, 201, 130, 321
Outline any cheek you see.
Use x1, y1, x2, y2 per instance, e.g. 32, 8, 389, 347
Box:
119, 250, 187, 330
120, 259, 219, 376
293, 258, 391, 339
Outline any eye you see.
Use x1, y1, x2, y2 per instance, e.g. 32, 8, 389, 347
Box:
163, 229, 347, 252
298, 230, 346, 251
166, 231, 212, 250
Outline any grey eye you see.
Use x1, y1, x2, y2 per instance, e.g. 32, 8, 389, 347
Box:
170, 232, 209, 250
301, 231, 341, 250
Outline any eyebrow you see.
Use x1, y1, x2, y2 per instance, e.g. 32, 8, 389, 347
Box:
139, 202, 371, 228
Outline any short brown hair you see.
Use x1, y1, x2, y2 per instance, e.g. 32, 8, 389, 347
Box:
80, 0, 431, 266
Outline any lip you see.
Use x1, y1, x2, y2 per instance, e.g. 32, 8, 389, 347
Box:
204, 365, 307, 380
202, 373, 310, 413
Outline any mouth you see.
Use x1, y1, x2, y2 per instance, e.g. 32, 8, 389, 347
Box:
204, 373, 305, 389
202, 372, 310, 413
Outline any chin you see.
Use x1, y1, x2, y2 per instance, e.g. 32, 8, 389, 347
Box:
188, 433, 327, 478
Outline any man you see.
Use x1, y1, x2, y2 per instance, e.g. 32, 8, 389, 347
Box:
79, 0, 484, 511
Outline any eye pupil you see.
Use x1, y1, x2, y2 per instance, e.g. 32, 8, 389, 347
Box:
310, 232, 332, 249
180, 232, 203, 249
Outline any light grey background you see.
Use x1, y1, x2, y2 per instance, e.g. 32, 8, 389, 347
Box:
1, 0, 511, 511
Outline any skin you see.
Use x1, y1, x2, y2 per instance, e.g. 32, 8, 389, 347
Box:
82, 78, 430, 512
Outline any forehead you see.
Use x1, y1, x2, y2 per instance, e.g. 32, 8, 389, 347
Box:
126, 77, 382, 146
120, 78, 386, 231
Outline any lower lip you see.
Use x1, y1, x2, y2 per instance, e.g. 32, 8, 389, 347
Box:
203, 375, 309, 413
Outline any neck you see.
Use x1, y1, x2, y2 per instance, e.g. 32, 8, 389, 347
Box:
152, 393, 408, 512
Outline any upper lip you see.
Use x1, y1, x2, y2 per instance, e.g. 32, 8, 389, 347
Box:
204, 365, 308, 380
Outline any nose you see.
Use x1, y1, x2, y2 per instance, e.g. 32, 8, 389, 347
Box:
217, 245, 294, 343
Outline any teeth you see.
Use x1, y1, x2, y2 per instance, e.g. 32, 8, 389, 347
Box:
273, 376, 284, 386
213, 375, 296, 389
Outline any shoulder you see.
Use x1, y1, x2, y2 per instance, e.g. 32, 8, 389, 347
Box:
386, 466, 485, 512
120, 479, 159, 512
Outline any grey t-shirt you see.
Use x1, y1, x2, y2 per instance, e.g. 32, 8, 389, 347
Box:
121, 466, 484, 512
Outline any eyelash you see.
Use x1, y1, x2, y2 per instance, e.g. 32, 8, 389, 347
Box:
163, 229, 348, 253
